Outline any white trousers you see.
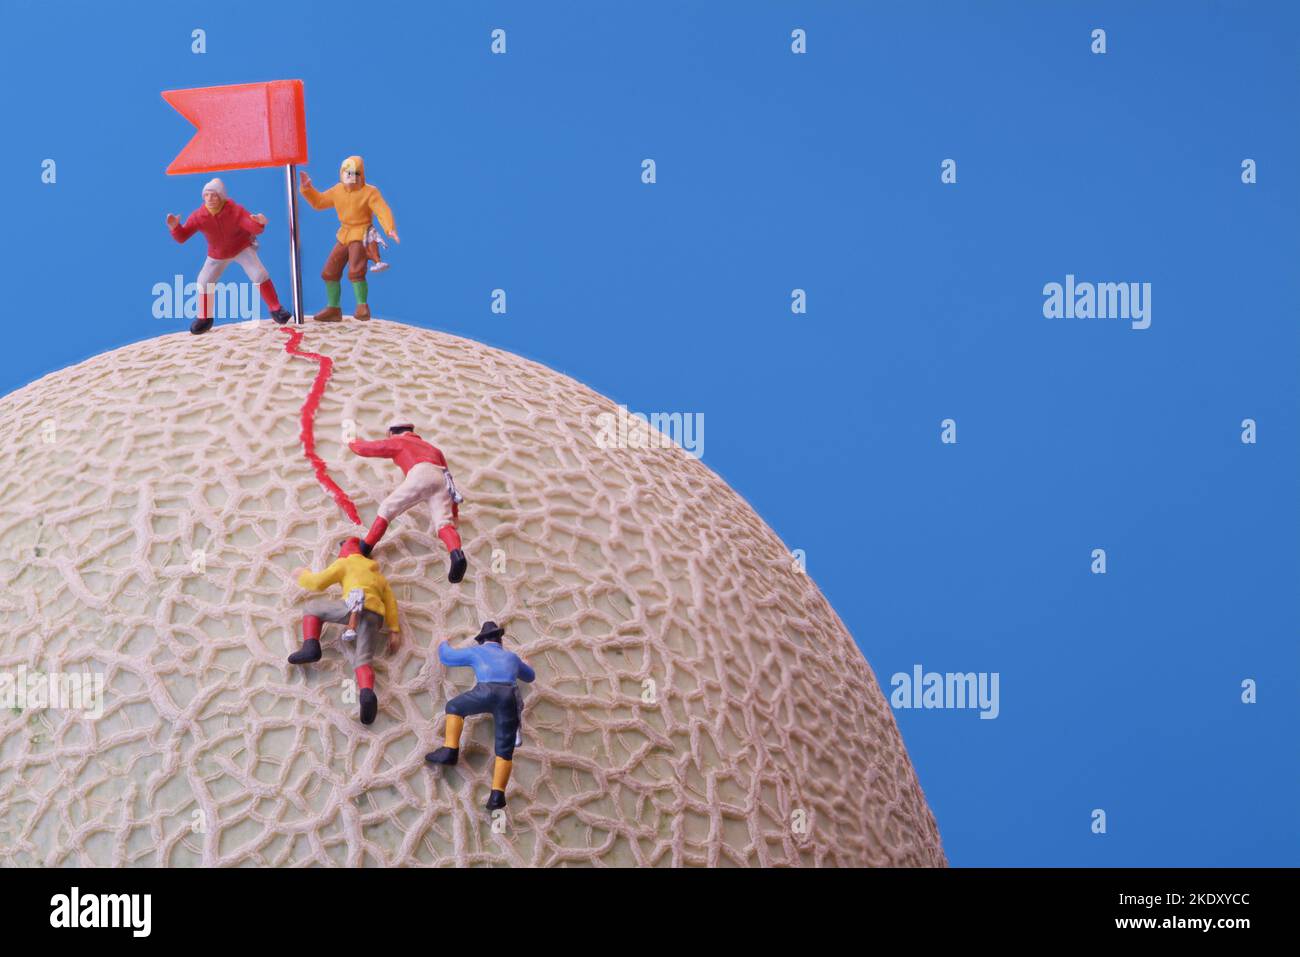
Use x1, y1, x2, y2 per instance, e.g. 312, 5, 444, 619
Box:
197, 246, 270, 287
378, 461, 456, 531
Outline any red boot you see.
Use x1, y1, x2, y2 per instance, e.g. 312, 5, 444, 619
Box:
357, 665, 377, 724
288, 616, 322, 664
439, 526, 467, 583
360, 516, 388, 557
260, 280, 292, 324
191, 291, 215, 335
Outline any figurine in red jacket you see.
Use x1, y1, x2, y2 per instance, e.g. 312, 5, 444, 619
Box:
349, 420, 467, 583
166, 178, 293, 334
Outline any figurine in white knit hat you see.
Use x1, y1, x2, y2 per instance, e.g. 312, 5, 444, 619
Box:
166, 178, 293, 333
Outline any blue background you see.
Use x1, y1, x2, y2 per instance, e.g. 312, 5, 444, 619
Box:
3, 0, 1297, 866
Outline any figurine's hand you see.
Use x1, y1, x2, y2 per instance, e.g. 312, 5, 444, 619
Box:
166, 213, 179, 229
388, 230, 400, 244
298, 171, 312, 189
251, 213, 267, 225
387, 631, 402, 654
291, 567, 309, 581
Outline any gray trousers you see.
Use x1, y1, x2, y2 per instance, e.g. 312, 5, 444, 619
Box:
304, 597, 385, 667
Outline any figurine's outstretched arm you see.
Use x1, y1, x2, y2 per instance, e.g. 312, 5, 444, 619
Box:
298, 171, 335, 211
516, 660, 536, 683
235, 204, 266, 236
168, 212, 198, 243
297, 559, 344, 592
381, 579, 400, 633
348, 437, 400, 458
438, 641, 472, 667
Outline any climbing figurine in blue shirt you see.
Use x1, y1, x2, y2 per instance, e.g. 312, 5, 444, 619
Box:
426, 620, 536, 811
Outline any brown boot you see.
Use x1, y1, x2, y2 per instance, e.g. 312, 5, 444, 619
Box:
312, 306, 342, 323
355, 303, 371, 321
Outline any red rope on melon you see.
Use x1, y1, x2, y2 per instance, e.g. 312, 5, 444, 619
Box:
280, 326, 362, 525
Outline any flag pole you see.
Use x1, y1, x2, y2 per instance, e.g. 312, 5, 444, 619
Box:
285, 163, 305, 324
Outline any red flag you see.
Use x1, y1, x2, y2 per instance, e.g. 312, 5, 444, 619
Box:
163, 80, 307, 175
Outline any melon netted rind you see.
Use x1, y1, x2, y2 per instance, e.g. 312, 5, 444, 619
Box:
0, 319, 945, 867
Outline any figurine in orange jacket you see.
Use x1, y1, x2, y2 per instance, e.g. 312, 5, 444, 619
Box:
298, 156, 398, 322
349, 420, 467, 584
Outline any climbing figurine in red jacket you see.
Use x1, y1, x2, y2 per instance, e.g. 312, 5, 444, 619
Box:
349, 420, 468, 584
166, 178, 293, 334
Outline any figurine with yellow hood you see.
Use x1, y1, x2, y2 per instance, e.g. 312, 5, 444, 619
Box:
298, 156, 398, 322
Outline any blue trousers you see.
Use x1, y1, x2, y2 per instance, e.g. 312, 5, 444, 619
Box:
446, 682, 520, 759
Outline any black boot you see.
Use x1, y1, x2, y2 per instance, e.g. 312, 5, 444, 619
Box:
287, 638, 321, 665
425, 746, 458, 766
448, 549, 467, 584
359, 539, 374, 558
486, 789, 507, 811
359, 688, 378, 725
190, 316, 214, 335
270, 307, 293, 325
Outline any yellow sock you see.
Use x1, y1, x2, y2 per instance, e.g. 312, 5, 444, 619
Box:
444, 714, 464, 749
492, 757, 512, 791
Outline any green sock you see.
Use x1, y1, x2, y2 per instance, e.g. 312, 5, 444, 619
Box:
352, 280, 368, 306
325, 280, 341, 308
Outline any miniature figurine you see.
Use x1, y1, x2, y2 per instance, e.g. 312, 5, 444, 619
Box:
339, 587, 367, 642
289, 537, 401, 725
365, 226, 389, 273
426, 621, 535, 811
298, 156, 398, 322
349, 420, 467, 584
166, 177, 293, 334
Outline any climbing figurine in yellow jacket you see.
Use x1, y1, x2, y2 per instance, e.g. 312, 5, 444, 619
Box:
298, 155, 399, 322
290, 537, 401, 725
